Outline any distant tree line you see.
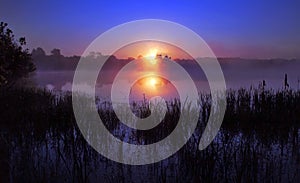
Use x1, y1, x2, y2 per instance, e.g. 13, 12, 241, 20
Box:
31, 47, 80, 70
32, 48, 135, 71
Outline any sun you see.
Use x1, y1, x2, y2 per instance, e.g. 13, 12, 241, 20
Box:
144, 49, 158, 64
147, 49, 157, 58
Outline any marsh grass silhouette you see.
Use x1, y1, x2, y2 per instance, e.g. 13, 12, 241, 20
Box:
0, 87, 299, 182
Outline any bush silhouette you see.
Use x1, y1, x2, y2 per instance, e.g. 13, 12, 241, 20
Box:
0, 21, 35, 87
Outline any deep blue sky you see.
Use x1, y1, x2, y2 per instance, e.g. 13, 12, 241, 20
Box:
1, 0, 299, 58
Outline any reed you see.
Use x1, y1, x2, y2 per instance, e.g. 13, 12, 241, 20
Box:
0, 87, 299, 182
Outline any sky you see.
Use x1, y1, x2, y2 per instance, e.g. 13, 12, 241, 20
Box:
1, 0, 299, 58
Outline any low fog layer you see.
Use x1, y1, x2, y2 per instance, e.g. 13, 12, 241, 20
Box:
31, 48, 300, 98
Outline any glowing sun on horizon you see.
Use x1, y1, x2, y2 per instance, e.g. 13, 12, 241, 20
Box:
144, 49, 158, 64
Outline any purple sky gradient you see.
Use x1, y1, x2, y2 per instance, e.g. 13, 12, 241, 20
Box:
1, 0, 299, 58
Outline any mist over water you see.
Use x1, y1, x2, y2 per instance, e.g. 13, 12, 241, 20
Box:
31, 58, 300, 100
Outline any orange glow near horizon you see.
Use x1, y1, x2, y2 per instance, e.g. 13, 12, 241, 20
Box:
109, 40, 193, 99
144, 48, 158, 64
113, 40, 193, 60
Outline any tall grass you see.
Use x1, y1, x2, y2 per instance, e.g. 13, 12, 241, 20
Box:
0, 87, 299, 182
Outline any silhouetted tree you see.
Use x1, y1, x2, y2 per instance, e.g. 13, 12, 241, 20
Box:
51, 48, 61, 56
31, 47, 46, 57
0, 21, 35, 87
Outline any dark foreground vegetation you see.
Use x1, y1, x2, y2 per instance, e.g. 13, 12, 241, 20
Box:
0, 87, 299, 182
